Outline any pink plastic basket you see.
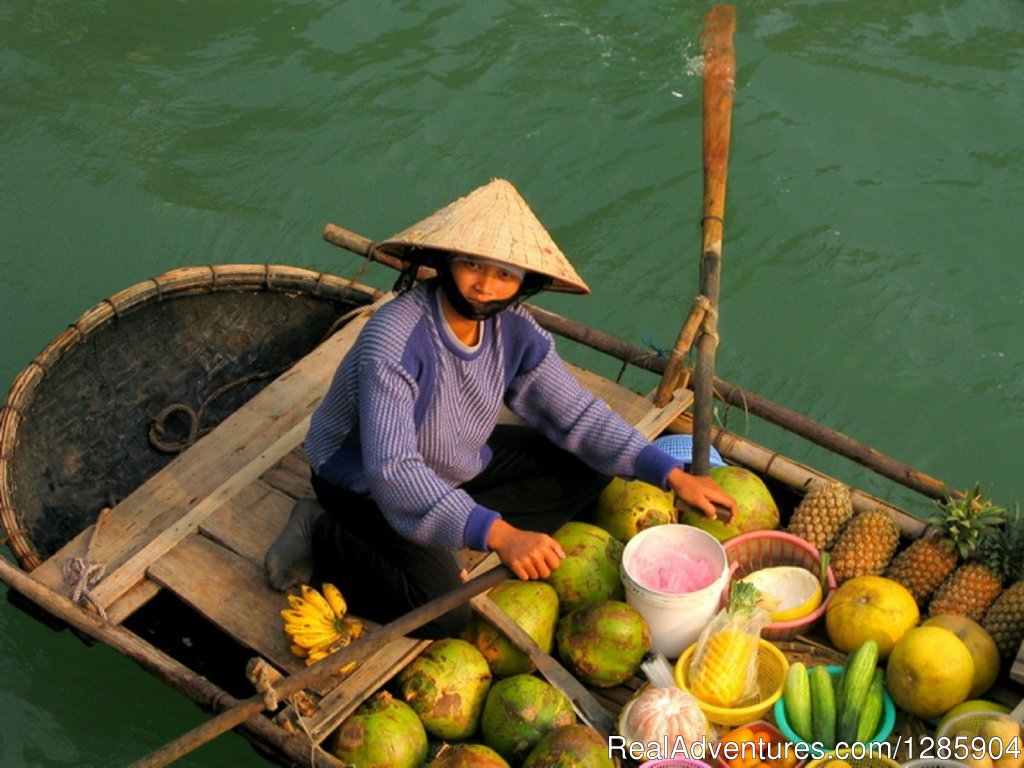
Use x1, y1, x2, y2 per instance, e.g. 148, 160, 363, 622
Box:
640, 761, 714, 768
722, 530, 837, 641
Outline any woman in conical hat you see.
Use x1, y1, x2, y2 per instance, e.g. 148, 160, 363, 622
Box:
269, 179, 735, 637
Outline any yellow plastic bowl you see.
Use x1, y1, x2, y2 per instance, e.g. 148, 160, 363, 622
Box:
674, 638, 789, 726
936, 708, 1010, 741
804, 756, 900, 768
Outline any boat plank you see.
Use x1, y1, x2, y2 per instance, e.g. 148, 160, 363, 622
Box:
29, 306, 380, 609
107, 581, 163, 625
633, 387, 695, 439
261, 447, 317, 501
148, 532, 303, 674
103, 483, 283, 623
567, 363, 660, 427
89, 416, 311, 609
200, 481, 298, 570
1012, 641, 1024, 685
303, 637, 431, 744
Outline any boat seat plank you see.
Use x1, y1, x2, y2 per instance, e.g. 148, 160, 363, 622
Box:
261, 447, 317, 501
147, 532, 302, 673
568, 363, 664, 427
199, 480, 298, 570
105, 481, 296, 623
633, 387, 695, 439
30, 304, 382, 609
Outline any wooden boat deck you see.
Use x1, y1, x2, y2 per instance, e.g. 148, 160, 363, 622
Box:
26, 297, 690, 753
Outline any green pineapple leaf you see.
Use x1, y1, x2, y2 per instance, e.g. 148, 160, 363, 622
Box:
931, 483, 1006, 560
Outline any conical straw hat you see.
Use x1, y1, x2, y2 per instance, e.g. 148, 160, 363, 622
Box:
376, 178, 590, 294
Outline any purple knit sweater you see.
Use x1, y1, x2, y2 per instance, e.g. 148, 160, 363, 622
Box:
305, 282, 680, 551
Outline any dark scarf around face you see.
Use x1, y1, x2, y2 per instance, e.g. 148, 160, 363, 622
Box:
391, 249, 552, 321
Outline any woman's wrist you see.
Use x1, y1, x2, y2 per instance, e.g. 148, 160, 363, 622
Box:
486, 518, 513, 550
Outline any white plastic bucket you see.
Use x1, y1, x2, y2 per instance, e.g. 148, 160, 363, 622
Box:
621, 524, 729, 658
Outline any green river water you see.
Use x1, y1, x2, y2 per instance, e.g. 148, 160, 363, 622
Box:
1, 1, 1022, 765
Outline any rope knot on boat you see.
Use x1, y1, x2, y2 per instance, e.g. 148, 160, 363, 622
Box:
61, 507, 110, 621
62, 556, 108, 621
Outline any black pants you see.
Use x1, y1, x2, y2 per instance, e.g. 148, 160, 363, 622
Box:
310, 425, 611, 638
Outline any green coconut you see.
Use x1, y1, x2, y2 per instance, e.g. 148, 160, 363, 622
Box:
556, 600, 651, 688
593, 477, 676, 542
395, 637, 492, 740
523, 724, 616, 768
461, 580, 559, 677
545, 521, 624, 614
427, 742, 511, 767
481, 674, 577, 764
329, 691, 427, 768
680, 465, 779, 541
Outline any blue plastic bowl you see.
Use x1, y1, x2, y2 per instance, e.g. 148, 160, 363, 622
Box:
773, 665, 896, 751
654, 434, 726, 469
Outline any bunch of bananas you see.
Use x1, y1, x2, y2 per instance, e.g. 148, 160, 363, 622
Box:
281, 583, 363, 666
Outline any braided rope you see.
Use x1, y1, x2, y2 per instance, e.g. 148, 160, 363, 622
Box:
61, 508, 109, 621
700, 304, 721, 350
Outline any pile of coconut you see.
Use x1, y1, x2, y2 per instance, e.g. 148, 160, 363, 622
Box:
327, 465, 775, 767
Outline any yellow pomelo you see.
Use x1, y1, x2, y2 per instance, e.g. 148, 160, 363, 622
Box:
886, 625, 974, 719
825, 575, 919, 659
739, 566, 822, 622
924, 615, 1000, 698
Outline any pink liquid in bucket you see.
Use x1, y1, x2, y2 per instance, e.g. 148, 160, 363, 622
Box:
628, 536, 718, 593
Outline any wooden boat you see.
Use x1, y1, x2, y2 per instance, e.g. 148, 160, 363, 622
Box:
2, 9, 1021, 768
1, 249, 1020, 768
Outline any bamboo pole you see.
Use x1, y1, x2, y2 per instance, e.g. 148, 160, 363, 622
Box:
653, 295, 709, 408
320, 222, 957, 502
0, 555, 348, 768
692, 4, 735, 477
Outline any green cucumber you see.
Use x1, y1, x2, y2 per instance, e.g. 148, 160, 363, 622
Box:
855, 668, 885, 743
810, 665, 836, 747
837, 639, 879, 744
783, 662, 813, 741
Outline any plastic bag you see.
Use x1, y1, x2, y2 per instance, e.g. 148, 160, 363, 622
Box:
687, 580, 770, 708
619, 653, 714, 748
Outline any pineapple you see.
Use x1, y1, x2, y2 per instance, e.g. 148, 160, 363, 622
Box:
689, 580, 766, 708
829, 508, 900, 584
884, 484, 1004, 607
983, 576, 1024, 658
930, 497, 1015, 622
786, 480, 854, 550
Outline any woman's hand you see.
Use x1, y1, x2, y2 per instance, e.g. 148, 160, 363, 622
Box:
486, 519, 566, 580
667, 466, 738, 523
